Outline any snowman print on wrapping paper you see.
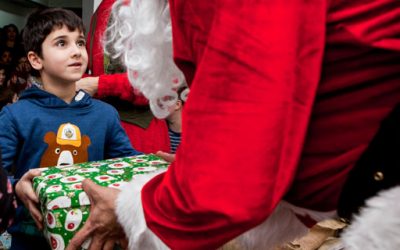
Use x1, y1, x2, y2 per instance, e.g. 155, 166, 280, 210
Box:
40, 123, 91, 167
46, 211, 57, 229
48, 233, 65, 250
47, 196, 71, 210
64, 209, 83, 231
108, 181, 128, 190
109, 162, 131, 168
46, 185, 63, 193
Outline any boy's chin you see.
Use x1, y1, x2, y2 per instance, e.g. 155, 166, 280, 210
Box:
70, 74, 85, 82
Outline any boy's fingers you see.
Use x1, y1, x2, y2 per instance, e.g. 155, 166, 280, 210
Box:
26, 200, 43, 230
24, 169, 42, 181
155, 151, 168, 158
29, 168, 43, 177
30, 204, 42, 223
25, 184, 39, 203
32, 214, 43, 231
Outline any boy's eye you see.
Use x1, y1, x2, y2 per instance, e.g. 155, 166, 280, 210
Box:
77, 40, 86, 47
56, 40, 65, 47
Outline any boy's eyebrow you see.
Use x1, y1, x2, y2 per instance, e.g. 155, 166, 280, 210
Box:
52, 35, 68, 41
51, 34, 86, 41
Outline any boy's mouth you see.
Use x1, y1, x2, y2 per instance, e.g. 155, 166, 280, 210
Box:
68, 62, 82, 67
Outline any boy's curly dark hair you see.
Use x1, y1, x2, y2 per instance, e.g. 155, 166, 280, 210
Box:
22, 8, 85, 58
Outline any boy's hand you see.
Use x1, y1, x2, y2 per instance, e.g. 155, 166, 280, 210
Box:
15, 169, 43, 230
156, 151, 176, 162
67, 179, 127, 250
76, 77, 99, 96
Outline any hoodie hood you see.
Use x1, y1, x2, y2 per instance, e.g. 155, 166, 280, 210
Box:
19, 86, 92, 109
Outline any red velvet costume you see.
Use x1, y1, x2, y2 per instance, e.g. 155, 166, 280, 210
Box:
115, 0, 400, 249
86, 0, 170, 153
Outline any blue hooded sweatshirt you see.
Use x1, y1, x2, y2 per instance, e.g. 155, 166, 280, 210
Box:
0, 86, 140, 238
0, 86, 140, 180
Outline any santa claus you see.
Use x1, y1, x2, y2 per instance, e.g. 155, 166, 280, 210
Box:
65, 0, 400, 249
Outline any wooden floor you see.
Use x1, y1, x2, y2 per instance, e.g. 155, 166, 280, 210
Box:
275, 219, 346, 250
219, 219, 347, 250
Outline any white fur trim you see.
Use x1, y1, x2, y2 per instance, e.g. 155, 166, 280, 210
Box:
106, 0, 186, 119
117, 172, 336, 249
235, 201, 335, 249
341, 186, 400, 250
116, 170, 169, 250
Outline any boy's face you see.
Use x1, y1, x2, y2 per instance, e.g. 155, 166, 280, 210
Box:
29, 25, 87, 85
167, 100, 182, 118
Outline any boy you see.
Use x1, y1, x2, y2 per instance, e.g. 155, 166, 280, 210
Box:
0, 8, 140, 249
166, 86, 189, 153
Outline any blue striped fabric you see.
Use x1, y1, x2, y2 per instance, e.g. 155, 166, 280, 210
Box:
168, 128, 181, 153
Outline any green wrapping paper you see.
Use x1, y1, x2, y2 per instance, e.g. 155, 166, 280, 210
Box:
32, 154, 169, 250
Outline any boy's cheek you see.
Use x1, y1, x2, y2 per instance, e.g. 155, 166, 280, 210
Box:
81, 58, 89, 72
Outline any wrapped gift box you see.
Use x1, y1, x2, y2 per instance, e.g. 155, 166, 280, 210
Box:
33, 154, 169, 250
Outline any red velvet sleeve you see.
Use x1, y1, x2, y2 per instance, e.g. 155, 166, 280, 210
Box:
141, 0, 327, 249
97, 73, 149, 106
88, 0, 149, 106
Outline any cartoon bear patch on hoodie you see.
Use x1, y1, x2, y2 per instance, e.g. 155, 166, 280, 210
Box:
40, 123, 91, 167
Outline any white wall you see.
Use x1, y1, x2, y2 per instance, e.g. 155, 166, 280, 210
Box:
0, 0, 100, 37
82, 0, 93, 34
81, 0, 101, 33
30, 0, 49, 5
0, 0, 86, 31
94, 0, 101, 11
0, 2, 32, 30
48, 0, 82, 8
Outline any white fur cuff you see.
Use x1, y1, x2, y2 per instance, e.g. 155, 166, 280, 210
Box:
235, 201, 335, 249
341, 186, 400, 250
116, 170, 169, 250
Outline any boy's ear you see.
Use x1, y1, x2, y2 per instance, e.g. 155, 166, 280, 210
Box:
27, 51, 43, 71
176, 100, 183, 110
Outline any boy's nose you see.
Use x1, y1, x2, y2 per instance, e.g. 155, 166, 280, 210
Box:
71, 44, 82, 57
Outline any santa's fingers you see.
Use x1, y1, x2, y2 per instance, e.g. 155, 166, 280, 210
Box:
88, 233, 106, 250
81, 179, 110, 204
66, 220, 95, 250
119, 237, 129, 249
102, 239, 116, 250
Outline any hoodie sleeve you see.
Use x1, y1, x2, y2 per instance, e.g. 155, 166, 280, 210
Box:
105, 108, 142, 158
0, 108, 19, 180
